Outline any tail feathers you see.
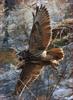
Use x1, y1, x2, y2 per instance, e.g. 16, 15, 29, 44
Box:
47, 48, 64, 61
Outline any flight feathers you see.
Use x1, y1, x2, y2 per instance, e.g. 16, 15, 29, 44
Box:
29, 5, 52, 54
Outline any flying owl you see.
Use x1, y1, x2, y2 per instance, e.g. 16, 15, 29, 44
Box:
14, 5, 64, 95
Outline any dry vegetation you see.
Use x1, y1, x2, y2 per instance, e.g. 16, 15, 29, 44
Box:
0, 49, 18, 65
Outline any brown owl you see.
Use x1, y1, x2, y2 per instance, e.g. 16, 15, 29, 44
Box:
14, 5, 64, 95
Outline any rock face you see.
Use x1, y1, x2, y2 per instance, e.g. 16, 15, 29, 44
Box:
0, 0, 72, 37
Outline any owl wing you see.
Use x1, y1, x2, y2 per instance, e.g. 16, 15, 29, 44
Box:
15, 62, 44, 94
29, 5, 52, 55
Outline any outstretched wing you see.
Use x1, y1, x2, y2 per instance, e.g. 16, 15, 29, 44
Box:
29, 5, 52, 55
14, 63, 44, 95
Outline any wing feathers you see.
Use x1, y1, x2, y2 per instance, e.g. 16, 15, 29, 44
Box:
29, 6, 52, 54
14, 63, 43, 94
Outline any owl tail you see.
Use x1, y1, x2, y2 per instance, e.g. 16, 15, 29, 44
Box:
46, 48, 64, 70
48, 48, 64, 64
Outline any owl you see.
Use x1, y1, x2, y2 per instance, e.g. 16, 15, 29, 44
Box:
14, 5, 64, 95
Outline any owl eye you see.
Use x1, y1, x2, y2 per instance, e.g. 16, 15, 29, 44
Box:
19, 57, 23, 61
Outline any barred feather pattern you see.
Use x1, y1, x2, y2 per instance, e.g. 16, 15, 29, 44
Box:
29, 5, 52, 55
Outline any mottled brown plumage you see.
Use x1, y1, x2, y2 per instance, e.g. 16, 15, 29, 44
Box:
14, 5, 64, 95
29, 5, 52, 55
